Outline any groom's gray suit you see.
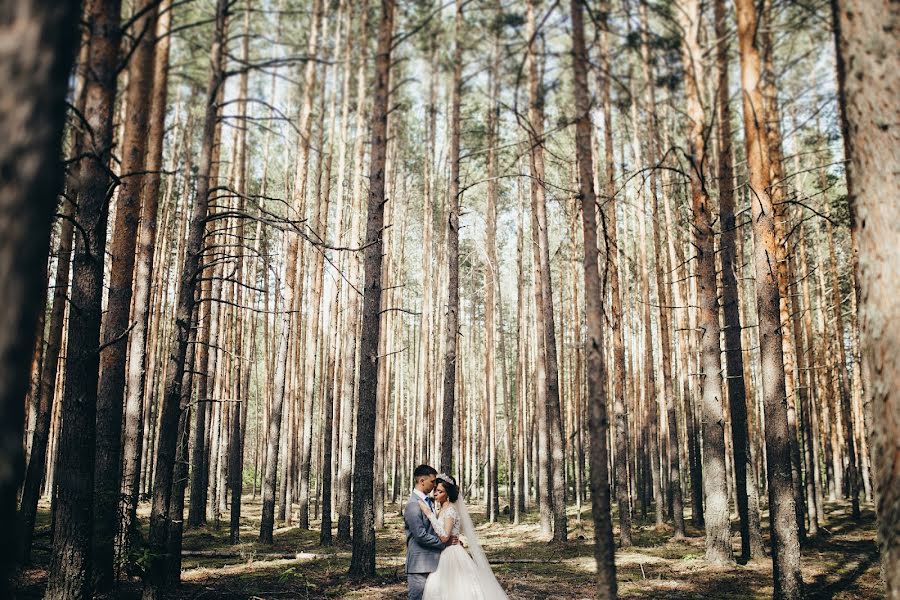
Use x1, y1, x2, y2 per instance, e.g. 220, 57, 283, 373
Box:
404, 491, 445, 600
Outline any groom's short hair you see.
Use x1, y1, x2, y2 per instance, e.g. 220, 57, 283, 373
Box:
413, 464, 437, 481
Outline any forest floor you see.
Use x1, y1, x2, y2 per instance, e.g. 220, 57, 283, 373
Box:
17, 497, 881, 599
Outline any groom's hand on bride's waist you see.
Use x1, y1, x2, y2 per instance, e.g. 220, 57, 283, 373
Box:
449, 535, 460, 546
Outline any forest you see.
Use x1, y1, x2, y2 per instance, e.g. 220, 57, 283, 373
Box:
0, 0, 897, 598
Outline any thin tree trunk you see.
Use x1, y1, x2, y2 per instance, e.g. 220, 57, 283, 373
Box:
525, 0, 567, 542
440, 0, 463, 476
142, 0, 228, 594
120, 0, 173, 563
336, 0, 369, 543
484, 23, 500, 523
825, 209, 861, 519
320, 287, 339, 546
597, 3, 632, 547
677, 0, 733, 565
19, 198, 75, 565
759, 7, 807, 538
714, 0, 766, 561
524, 2, 551, 538
188, 274, 212, 528
571, 1, 616, 594
348, 0, 394, 578
515, 180, 527, 523
165, 299, 198, 586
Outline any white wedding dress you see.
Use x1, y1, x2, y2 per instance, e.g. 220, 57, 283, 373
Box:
422, 498, 508, 600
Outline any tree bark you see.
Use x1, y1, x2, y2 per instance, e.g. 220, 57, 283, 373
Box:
571, 1, 616, 595
440, 0, 463, 476
596, 3, 632, 547
142, 0, 228, 595
525, 0, 567, 542
19, 199, 75, 566
0, 2, 79, 592
734, 0, 804, 595
93, 1, 159, 591
484, 24, 500, 523
831, 0, 899, 593
45, 1, 122, 596
714, 0, 766, 561
677, 0, 733, 565
336, 0, 368, 543
348, 0, 394, 578
120, 0, 172, 563
636, 1, 684, 538
759, 6, 808, 537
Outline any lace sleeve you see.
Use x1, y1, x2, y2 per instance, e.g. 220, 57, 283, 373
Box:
425, 511, 448, 538
445, 506, 460, 536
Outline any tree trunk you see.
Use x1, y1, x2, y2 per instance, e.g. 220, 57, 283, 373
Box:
635, 1, 684, 538
734, 0, 804, 595
525, 0, 567, 542
514, 180, 527, 523
677, 0, 733, 565
46, 0, 122, 596
0, 2, 79, 592
336, 0, 369, 543
825, 210, 861, 519
524, 3, 551, 538
142, 0, 228, 594
571, 1, 616, 594
227, 0, 252, 545
19, 198, 75, 565
597, 3, 632, 547
188, 275, 211, 528
120, 0, 173, 563
165, 300, 198, 586
348, 0, 394, 578
93, 1, 159, 590
831, 0, 899, 592
484, 23, 501, 523
759, 7, 808, 537
320, 287, 340, 546
299, 0, 335, 532
440, 0, 463, 476
714, 0, 766, 561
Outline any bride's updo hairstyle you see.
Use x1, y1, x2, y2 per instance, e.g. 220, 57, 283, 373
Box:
436, 473, 459, 502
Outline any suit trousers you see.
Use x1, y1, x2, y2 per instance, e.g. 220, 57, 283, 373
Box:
407, 572, 428, 600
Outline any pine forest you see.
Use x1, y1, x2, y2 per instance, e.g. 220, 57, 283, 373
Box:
1, 0, 897, 599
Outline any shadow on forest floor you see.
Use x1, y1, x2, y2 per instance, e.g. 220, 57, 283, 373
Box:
14, 498, 882, 599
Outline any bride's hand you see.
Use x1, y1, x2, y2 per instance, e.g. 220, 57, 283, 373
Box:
418, 500, 430, 513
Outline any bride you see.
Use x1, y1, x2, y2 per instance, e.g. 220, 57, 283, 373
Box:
418, 474, 508, 600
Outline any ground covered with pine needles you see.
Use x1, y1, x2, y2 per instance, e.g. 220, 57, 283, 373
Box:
17, 498, 881, 599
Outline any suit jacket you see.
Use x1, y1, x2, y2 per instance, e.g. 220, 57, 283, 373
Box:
404, 491, 445, 574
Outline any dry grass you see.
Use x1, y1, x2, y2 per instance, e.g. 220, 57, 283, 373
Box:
15, 497, 882, 599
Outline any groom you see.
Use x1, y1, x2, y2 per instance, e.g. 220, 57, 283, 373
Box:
404, 464, 454, 600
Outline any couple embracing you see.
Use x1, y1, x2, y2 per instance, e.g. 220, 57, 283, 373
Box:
404, 464, 508, 600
